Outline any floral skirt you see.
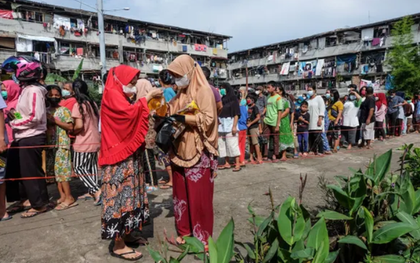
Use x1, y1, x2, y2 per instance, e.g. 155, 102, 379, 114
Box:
279, 116, 295, 151
101, 149, 149, 240
46, 148, 72, 182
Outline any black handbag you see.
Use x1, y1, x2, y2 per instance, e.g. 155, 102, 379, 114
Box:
154, 116, 175, 153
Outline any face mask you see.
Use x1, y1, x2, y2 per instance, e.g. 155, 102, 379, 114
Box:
325, 94, 331, 99
408, 100, 412, 103
256, 90, 261, 95
1, 91, 7, 100
361, 90, 366, 96
122, 84, 137, 94
48, 97, 61, 107
175, 74, 190, 88
240, 99, 247, 106
307, 91, 314, 98
62, 89, 71, 97
247, 99, 252, 105
375, 97, 379, 101
349, 95, 356, 101
220, 89, 226, 96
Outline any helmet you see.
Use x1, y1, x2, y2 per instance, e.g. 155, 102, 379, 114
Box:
159, 69, 174, 85
13, 56, 43, 82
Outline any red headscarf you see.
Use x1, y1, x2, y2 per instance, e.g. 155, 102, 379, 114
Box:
98, 65, 149, 166
3, 80, 22, 143
375, 93, 387, 109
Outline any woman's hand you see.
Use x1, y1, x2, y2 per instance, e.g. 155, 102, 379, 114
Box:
7, 109, 15, 121
232, 126, 238, 136
146, 89, 163, 102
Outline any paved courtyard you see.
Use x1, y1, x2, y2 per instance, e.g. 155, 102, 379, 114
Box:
0, 135, 418, 263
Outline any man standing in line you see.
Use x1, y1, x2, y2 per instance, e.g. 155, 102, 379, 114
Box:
359, 87, 376, 149
263, 81, 282, 162
307, 85, 326, 156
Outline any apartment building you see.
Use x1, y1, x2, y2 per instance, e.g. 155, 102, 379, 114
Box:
0, 0, 231, 84
228, 13, 420, 94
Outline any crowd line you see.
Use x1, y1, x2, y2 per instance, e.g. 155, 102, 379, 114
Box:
0, 55, 418, 261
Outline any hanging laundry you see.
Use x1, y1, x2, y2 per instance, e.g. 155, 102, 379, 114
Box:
76, 48, 83, 56
372, 38, 381, 46
34, 52, 40, 61
213, 48, 217, 55
280, 62, 290, 75
315, 59, 324, 76
182, 45, 188, 52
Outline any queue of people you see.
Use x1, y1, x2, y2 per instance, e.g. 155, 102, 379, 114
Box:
0, 54, 419, 261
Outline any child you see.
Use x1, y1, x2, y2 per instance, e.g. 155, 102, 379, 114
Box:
295, 101, 310, 157
238, 95, 248, 166
247, 94, 263, 164
46, 85, 76, 210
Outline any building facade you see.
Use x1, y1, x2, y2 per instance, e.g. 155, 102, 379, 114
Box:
0, 0, 230, 86
227, 13, 420, 94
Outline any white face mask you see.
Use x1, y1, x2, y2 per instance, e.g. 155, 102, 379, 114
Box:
123, 84, 137, 94
175, 74, 190, 88
115, 75, 137, 94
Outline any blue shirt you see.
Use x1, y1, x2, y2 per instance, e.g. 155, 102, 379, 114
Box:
387, 95, 404, 114
163, 87, 176, 103
417, 101, 420, 115
238, 105, 248, 131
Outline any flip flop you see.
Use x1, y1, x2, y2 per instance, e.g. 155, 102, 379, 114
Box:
159, 184, 173, 190
93, 196, 103, 207
158, 180, 168, 185
232, 167, 241, 172
21, 209, 46, 219
110, 249, 143, 261
55, 202, 79, 211
146, 186, 158, 194
0, 215, 12, 221
78, 194, 94, 201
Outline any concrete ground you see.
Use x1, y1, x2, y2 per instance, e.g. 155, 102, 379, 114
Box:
0, 134, 418, 263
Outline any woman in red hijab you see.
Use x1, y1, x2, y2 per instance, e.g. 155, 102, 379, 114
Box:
375, 93, 387, 141
99, 65, 162, 261
2, 80, 22, 143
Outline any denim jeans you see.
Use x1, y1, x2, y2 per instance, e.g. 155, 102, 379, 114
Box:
297, 132, 309, 153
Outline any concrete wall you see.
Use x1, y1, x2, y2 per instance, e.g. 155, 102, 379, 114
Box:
0, 18, 228, 73
228, 24, 420, 84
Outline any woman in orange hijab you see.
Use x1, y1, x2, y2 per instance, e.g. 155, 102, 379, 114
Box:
167, 55, 218, 247
99, 65, 162, 261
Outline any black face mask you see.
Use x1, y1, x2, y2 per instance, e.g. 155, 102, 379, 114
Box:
48, 97, 61, 107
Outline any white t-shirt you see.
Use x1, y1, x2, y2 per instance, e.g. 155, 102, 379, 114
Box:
342, 101, 360, 127
308, 95, 326, 131
407, 103, 415, 119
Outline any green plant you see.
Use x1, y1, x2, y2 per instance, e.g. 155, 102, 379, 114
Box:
386, 16, 420, 94
72, 59, 84, 81
322, 150, 420, 262
400, 144, 420, 189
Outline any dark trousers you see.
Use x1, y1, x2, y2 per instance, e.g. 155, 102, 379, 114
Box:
341, 126, 357, 145
375, 121, 385, 139
6, 134, 49, 209
263, 125, 280, 159
143, 148, 157, 186
308, 130, 324, 154
387, 112, 399, 136
297, 132, 309, 153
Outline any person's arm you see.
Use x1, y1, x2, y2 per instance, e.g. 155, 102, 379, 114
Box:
72, 118, 84, 135
281, 107, 290, 119
335, 103, 343, 125
318, 97, 325, 127
0, 110, 6, 152
247, 111, 261, 127
216, 102, 223, 115
232, 115, 239, 135
275, 98, 282, 131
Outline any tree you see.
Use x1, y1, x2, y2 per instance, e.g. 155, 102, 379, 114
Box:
386, 16, 420, 95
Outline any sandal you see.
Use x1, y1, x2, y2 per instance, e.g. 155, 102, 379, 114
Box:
93, 196, 103, 207
0, 215, 12, 221
232, 167, 241, 172
55, 202, 79, 211
159, 184, 173, 190
21, 209, 46, 219
78, 194, 94, 201
110, 249, 143, 261
146, 186, 158, 193
158, 180, 168, 185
